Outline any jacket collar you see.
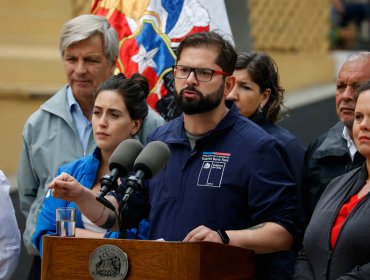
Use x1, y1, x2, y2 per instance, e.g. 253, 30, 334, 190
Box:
40, 85, 75, 125
165, 103, 240, 145
346, 163, 368, 197
358, 163, 368, 182
314, 121, 349, 158
251, 112, 272, 127
84, 148, 101, 188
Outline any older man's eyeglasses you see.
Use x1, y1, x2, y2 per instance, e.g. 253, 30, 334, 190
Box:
172, 65, 231, 82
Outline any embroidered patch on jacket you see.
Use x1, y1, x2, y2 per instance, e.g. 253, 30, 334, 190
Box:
197, 152, 230, 187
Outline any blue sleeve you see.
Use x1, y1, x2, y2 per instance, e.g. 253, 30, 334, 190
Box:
104, 231, 121, 239
248, 138, 301, 237
285, 139, 306, 186
285, 138, 307, 237
31, 188, 69, 254
103, 219, 149, 240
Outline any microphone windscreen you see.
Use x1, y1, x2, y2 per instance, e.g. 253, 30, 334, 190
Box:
134, 141, 170, 179
109, 139, 144, 177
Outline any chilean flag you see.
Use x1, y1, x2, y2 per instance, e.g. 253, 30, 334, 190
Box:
119, 21, 176, 98
91, 0, 233, 120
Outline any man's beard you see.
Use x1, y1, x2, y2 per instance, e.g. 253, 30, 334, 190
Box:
175, 84, 225, 115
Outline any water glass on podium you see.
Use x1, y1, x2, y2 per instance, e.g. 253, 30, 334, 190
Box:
56, 207, 76, 237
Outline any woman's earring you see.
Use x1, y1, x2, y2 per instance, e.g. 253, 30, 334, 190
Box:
258, 104, 264, 114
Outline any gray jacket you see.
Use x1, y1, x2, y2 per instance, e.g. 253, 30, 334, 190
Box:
18, 85, 165, 255
295, 164, 370, 279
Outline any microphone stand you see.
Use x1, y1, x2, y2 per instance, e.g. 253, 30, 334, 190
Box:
96, 174, 128, 239
117, 174, 143, 239
96, 174, 118, 212
96, 172, 145, 239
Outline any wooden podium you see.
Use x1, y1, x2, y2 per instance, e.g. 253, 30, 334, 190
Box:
41, 236, 255, 279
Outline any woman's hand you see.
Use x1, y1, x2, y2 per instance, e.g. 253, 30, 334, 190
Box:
48, 172, 86, 202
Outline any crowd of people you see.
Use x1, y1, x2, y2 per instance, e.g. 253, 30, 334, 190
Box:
3, 12, 370, 280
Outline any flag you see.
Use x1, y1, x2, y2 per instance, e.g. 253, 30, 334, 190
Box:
91, 0, 233, 121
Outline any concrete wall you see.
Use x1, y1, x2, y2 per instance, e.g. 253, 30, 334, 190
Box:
0, 94, 47, 173
246, 0, 335, 93
0, 1, 91, 174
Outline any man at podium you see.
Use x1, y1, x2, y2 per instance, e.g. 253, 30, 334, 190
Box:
49, 31, 301, 279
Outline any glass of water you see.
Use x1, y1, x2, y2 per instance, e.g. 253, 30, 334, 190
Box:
56, 207, 76, 237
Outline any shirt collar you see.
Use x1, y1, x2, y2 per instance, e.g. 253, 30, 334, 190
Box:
342, 126, 357, 160
67, 86, 78, 112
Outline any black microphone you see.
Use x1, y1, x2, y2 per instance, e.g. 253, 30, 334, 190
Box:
122, 141, 171, 203
96, 139, 143, 210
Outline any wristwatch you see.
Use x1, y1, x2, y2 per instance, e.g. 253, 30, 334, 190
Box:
217, 229, 230, 244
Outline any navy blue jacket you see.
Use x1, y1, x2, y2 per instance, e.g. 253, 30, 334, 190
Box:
252, 113, 306, 280
125, 105, 300, 241
253, 114, 306, 186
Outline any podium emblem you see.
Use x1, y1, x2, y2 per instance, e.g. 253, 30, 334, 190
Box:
89, 245, 129, 280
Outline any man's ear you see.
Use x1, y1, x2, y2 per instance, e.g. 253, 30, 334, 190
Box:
224, 75, 236, 97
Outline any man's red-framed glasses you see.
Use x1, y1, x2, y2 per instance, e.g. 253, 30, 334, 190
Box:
172, 65, 231, 82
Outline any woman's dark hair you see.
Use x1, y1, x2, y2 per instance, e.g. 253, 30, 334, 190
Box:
176, 31, 237, 75
235, 51, 285, 123
355, 80, 370, 101
95, 73, 149, 127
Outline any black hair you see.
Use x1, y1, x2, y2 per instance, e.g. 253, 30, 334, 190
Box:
235, 51, 285, 123
176, 31, 237, 75
95, 73, 149, 122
